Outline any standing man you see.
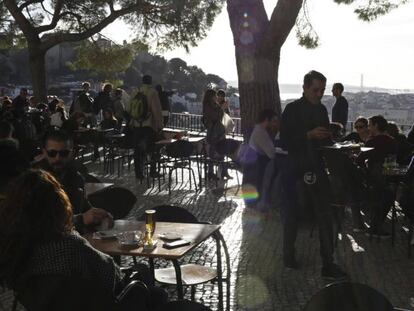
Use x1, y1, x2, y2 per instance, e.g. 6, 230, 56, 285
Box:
331, 82, 348, 130
280, 70, 347, 280
126, 75, 163, 179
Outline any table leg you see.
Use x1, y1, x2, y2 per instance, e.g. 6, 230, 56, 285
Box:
149, 258, 155, 286
215, 233, 224, 311
171, 259, 184, 299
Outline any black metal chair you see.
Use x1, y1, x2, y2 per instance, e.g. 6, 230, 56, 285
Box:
164, 140, 199, 194
303, 281, 393, 311
321, 148, 371, 245
155, 300, 213, 311
138, 205, 231, 311
12, 274, 149, 311
88, 186, 137, 220
83, 173, 102, 183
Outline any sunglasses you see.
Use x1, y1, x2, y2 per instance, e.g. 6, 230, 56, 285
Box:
46, 149, 71, 158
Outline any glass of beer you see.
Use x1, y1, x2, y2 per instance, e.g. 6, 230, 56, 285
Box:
144, 209, 156, 245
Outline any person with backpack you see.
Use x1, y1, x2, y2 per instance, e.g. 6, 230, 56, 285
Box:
125, 75, 163, 179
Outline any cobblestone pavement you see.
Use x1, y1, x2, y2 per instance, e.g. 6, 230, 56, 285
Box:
2, 159, 414, 310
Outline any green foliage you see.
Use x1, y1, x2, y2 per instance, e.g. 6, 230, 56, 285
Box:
295, 0, 320, 49
69, 40, 143, 84
353, 0, 408, 21
296, 0, 409, 49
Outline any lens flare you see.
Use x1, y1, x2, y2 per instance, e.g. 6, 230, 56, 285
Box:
240, 184, 259, 202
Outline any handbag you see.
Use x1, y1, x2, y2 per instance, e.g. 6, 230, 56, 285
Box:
221, 112, 235, 134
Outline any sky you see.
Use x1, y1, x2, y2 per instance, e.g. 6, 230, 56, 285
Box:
102, 0, 414, 91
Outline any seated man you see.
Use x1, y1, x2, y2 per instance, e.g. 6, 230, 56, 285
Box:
33, 129, 112, 232
240, 109, 278, 209
356, 115, 396, 238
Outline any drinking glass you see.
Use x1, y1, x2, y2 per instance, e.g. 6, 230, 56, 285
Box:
144, 210, 156, 245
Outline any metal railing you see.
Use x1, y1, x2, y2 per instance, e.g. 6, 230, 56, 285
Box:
168, 113, 243, 137
168, 114, 413, 138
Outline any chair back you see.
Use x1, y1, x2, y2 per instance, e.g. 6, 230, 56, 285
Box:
321, 148, 367, 205
14, 274, 116, 311
303, 282, 393, 311
215, 139, 240, 157
155, 300, 212, 311
88, 186, 137, 219
83, 173, 101, 183
166, 140, 194, 158
138, 205, 199, 223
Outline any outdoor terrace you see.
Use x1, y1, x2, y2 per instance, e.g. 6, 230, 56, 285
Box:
2, 150, 414, 311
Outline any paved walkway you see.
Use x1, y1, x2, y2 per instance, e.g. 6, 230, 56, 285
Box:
2, 159, 414, 310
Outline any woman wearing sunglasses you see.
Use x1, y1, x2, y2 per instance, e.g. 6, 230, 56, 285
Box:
341, 116, 370, 143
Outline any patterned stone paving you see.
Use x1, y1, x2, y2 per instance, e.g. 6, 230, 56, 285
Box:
2, 157, 414, 310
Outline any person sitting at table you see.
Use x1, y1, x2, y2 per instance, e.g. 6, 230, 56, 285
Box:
0, 169, 167, 310
240, 109, 278, 209
100, 108, 119, 131
33, 129, 112, 233
386, 121, 413, 165
356, 115, 396, 238
341, 116, 370, 143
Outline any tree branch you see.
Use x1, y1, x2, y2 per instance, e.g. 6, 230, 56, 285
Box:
4, 0, 38, 41
40, 3, 147, 50
18, 0, 42, 12
261, 0, 303, 54
226, 0, 269, 50
35, 0, 64, 33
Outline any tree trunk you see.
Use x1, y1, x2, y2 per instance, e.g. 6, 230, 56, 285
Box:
227, 0, 302, 139
236, 49, 281, 138
28, 44, 48, 103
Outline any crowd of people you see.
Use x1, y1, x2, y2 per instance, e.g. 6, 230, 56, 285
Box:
2, 69, 414, 306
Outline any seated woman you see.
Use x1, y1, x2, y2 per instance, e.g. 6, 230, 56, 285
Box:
0, 169, 167, 310
341, 116, 370, 143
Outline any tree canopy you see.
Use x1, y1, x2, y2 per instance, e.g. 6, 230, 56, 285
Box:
0, 0, 224, 100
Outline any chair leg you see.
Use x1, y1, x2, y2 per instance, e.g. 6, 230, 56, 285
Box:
191, 285, 196, 301
408, 222, 413, 258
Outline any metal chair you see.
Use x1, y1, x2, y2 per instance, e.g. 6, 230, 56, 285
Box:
321, 148, 370, 245
88, 186, 137, 220
164, 140, 199, 194
138, 205, 231, 311
12, 274, 149, 311
303, 281, 393, 311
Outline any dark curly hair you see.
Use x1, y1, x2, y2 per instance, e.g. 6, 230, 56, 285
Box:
0, 169, 73, 284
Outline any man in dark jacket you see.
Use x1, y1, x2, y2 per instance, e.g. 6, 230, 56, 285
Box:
331, 82, 348, 129
280, 70, 347, 280
33, 129, 112, 232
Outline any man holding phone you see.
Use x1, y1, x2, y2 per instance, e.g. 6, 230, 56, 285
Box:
280, 70, 347, 280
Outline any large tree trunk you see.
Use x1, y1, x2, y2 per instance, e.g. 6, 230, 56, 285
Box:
227, 0, 303, 139
235, 48, 281, 137
28, 44, 48, 103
